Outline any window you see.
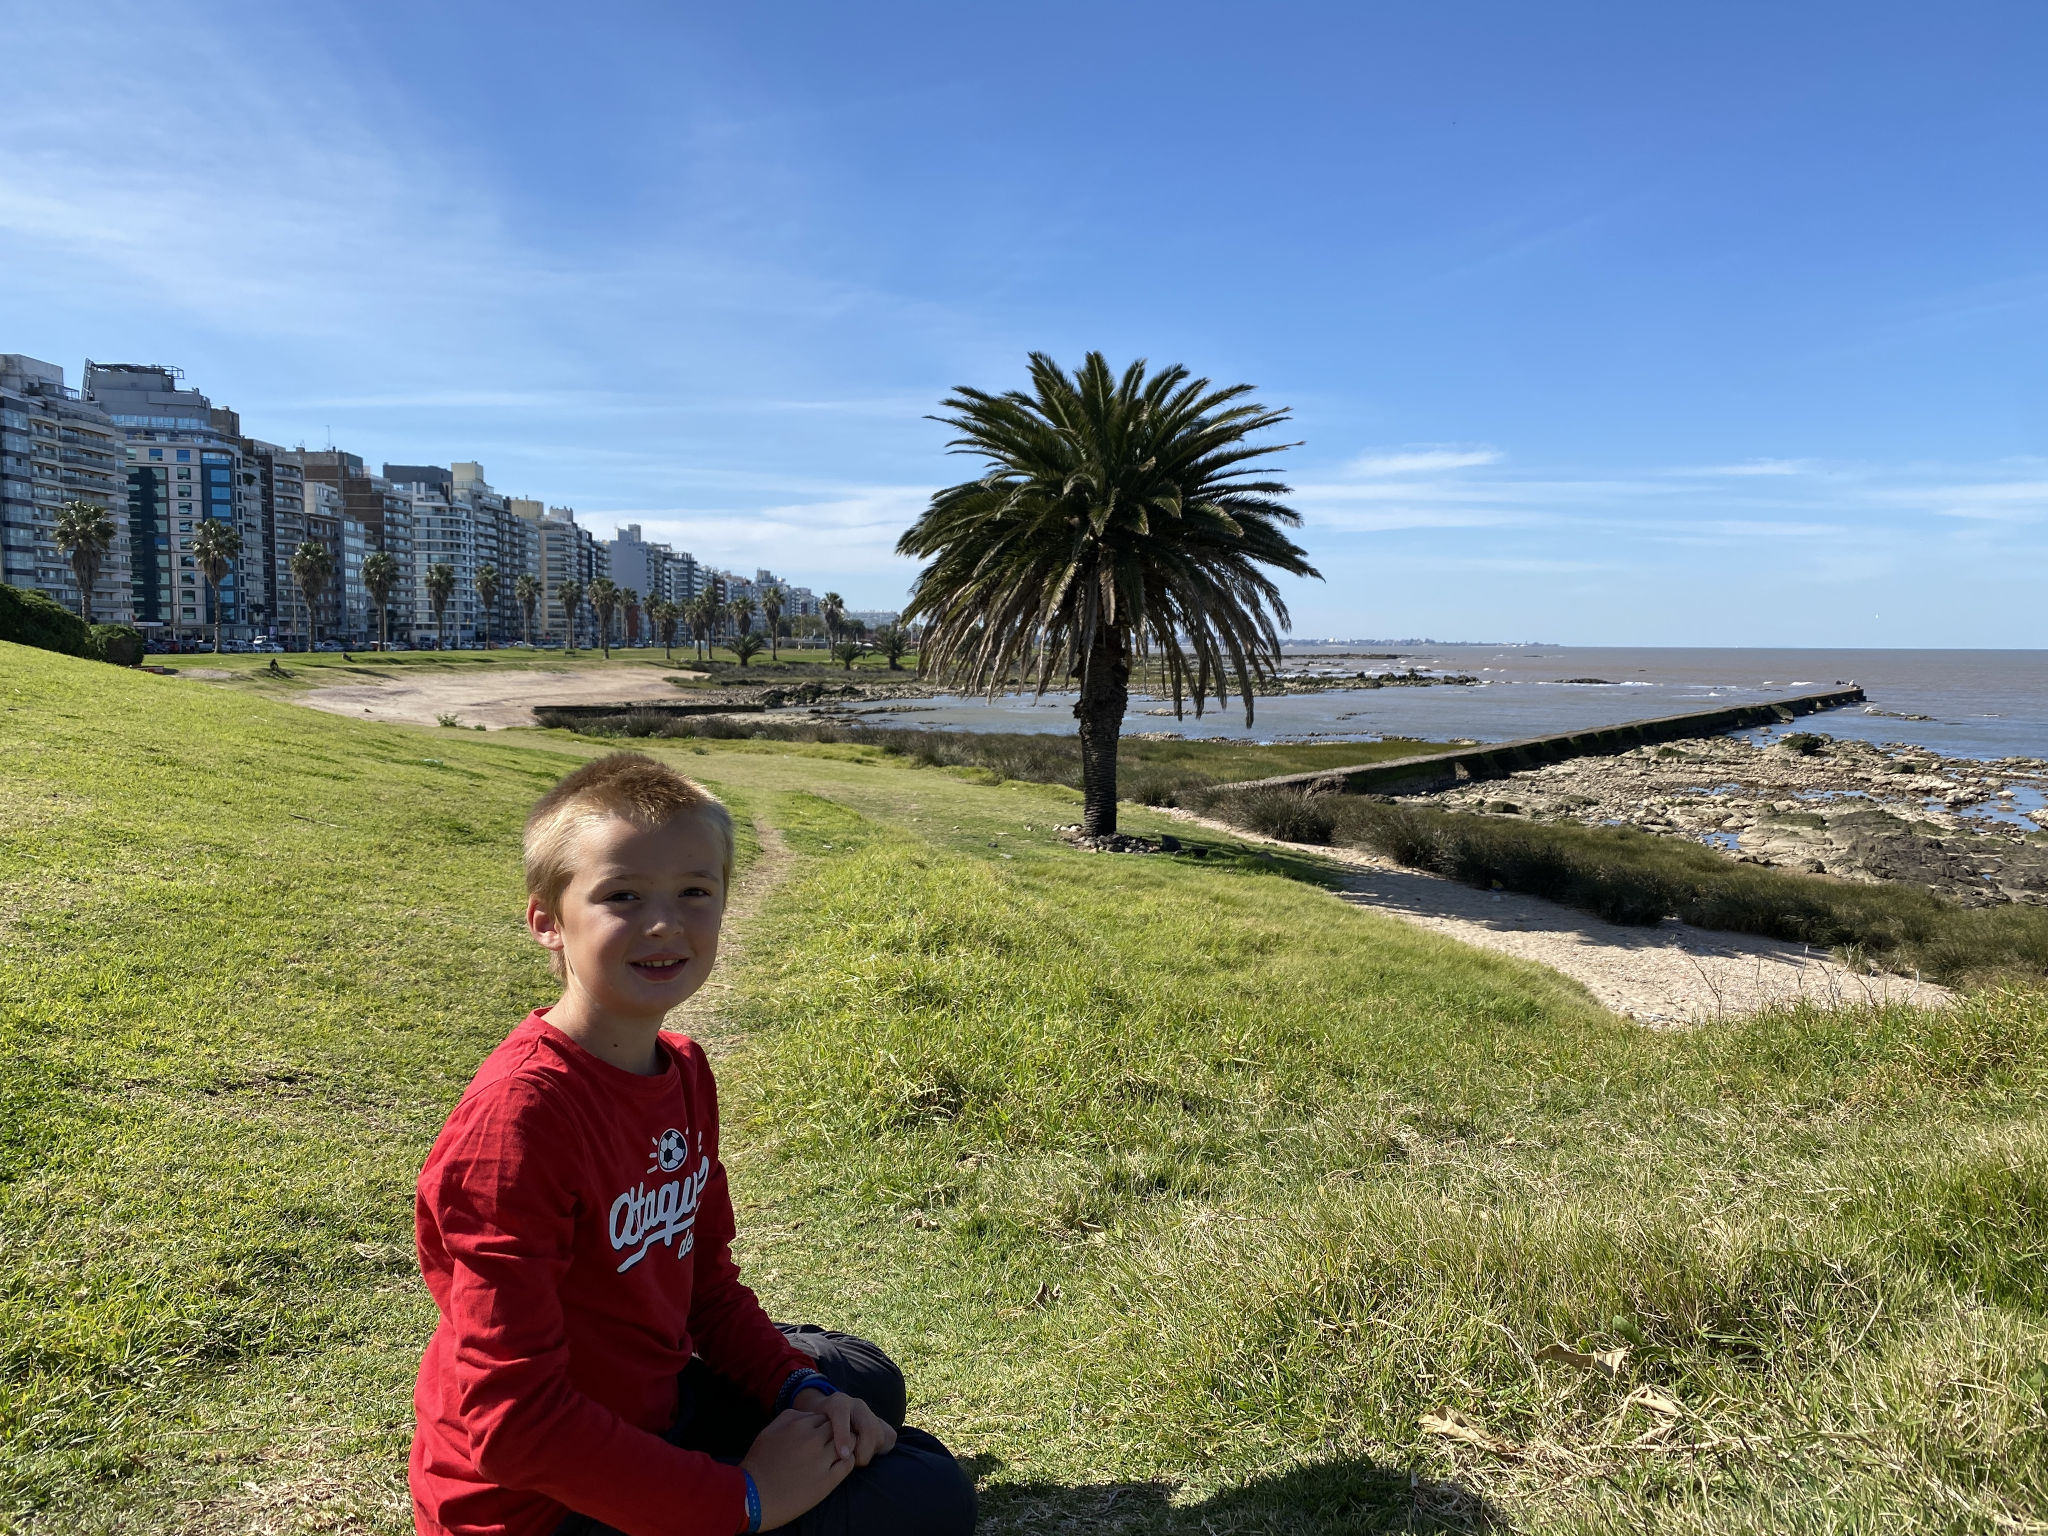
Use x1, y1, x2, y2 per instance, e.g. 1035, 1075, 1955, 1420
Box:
178, 520, 191, 532
176, 449, 190, 462
148, 448, 163, 460
177, 468, 191, 480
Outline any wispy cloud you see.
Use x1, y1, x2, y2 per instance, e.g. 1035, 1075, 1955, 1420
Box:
1341, 445, 1503, 477
1679, 458, 1819, 478
597, 485, 935, 580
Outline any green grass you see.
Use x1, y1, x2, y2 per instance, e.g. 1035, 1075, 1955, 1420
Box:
571, 709, 1441, 806
4, 641, 2047, 1533
1202, 788, 2048, 987
183, 646, 916, 699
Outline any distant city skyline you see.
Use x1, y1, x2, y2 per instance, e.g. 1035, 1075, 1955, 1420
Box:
5, 2, 2044, 645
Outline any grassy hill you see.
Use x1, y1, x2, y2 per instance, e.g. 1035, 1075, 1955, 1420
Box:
3, 642, 2045, 1533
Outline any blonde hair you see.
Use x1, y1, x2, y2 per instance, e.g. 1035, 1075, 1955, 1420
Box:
524, 754, 734, 976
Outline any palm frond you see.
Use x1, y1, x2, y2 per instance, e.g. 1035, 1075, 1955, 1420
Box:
900, 353, 1318, 724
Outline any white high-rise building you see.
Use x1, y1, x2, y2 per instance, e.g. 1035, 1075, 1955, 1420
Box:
0, 355, 129, 623
84, 361, 263, 643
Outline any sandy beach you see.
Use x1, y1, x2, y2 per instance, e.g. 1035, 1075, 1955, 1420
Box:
291, 667, 705, 730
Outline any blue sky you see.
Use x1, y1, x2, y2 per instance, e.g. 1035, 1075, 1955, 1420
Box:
5, 1, 2044, 644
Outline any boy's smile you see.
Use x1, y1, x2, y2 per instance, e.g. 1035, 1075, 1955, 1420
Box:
528, 813, 727, 1069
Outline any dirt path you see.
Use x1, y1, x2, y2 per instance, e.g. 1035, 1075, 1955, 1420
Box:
1168, 811, 1951, 1024
667, 820, 795, 1054
292, 666, 703, 730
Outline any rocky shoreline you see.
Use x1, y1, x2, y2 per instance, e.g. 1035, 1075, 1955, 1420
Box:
1421, 728, 2048, 908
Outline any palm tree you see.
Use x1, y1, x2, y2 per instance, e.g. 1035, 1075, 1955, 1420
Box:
290, 540, 334, 653
650, 599, 680, 660
830, 638, 864, 672
622, 587, 642, 648
727, 595, 754, 649
898, 352, 1318, 836
758, 583, 785, 661
556, 579, 584, 650
687, 590, 718, 660
514, 572, 541, 646
362, 551, 400, 652
730, 632, 765, 665
821, 591, 845, 649
586, 576, 620, 659
192, 518, 243, 653
474, 563, 500, 649
425, 562, 456, 651
876, 623, 911, 671
54, 500, 115, 623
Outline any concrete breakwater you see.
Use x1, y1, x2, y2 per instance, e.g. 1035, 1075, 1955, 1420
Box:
1219, 687, 1868, 796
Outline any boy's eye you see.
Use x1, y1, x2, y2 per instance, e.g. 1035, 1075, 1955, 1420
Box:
604, 890, 638, 903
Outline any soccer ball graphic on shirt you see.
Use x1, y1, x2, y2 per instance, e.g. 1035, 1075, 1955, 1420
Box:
651, 1128, 690, 1173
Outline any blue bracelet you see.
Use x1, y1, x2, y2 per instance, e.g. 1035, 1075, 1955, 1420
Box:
742, 1470, 762, 1534
777, 1367, 838, 1410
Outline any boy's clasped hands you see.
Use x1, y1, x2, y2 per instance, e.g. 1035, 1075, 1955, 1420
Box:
743, 1388, 898, 1528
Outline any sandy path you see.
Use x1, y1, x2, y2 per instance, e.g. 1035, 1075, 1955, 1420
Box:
665, 821, 794, 1058
1168, 811, 1951, 1023
292, 666, 703, 730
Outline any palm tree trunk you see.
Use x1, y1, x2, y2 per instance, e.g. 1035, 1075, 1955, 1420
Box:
1073, 630, 1131, 837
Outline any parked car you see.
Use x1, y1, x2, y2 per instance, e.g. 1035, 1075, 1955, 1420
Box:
252, 640, 285, 654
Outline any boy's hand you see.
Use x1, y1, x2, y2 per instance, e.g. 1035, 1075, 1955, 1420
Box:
794, 1387, 897, 1466
740, 1410, 854, 1528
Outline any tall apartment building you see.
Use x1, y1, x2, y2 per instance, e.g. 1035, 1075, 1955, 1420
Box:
298, 451, 415, 647
384, 465, 465, 645
382, 462, 532, 647
0, 355, 129, 621
241, 439, 308, 644
83, 362, 264, 642
302, 480, 369, 642
606, 524, 705, 612
752, 569, 817, 623
510, 499, 605, 645
453, 463, 528, 646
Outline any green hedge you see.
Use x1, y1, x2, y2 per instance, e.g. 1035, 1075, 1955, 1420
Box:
0, 585, 143, 665
91, 624, 144, 667
0, 582, 94, 657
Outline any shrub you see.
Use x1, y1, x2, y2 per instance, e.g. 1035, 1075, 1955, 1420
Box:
90, 624, 144, 667
1197, 792, 2048, 986
1201, 786, 1338, 845
0, 582, 93, 658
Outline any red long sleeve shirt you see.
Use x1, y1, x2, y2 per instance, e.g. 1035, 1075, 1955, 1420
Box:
411, 1010, 811, 1536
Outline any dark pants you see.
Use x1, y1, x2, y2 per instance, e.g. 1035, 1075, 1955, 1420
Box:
554, 1325, 975, 1536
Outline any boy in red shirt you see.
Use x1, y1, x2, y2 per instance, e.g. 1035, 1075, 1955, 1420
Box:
411, 754, 976, 1536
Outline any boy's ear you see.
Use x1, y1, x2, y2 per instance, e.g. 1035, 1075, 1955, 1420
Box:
527, 897, 566, 954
